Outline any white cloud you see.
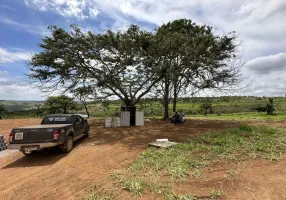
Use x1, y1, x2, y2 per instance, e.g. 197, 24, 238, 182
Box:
0, 73, 46, 100
0, 47, 33, 64
0, 17, 48, 36
25, 0, 99, 19
0, 71, 8, 76
0, 83, 45, 100
237, 0, 286, 22
239, 52, 286, 97
0, 75, 66, 100
24, 0, 286, 57
245, 53, 286, 74
23, 0, 286, 97
0, 4, 14, 10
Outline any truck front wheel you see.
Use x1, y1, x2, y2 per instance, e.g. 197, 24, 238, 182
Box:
84, 126, 89, 137
61, 136, 74, 153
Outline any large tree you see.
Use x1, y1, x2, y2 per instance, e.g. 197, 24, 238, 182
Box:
29, 25, 165, 107
155, 19, 240, 119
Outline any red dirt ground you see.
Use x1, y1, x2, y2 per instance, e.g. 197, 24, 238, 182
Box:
0, 119, 285, 200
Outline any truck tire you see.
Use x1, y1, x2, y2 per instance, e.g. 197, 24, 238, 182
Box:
61, 136, 74, 153
84, 126, 89, 138
22, 151, 34, 156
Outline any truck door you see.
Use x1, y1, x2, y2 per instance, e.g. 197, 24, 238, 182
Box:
74, 116, 85, 136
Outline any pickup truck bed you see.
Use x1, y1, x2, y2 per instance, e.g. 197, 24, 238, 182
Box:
8, 114, 89, 155
10, 124, 72, 144
15, 124, 71, 129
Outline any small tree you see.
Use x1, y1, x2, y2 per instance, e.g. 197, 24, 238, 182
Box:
72, 86, 95, 117
254, 104, 267, 113
200, 102, 213, 116
266, 98, 275, 115
44, 95, 77, 114
35, 104, 43, 116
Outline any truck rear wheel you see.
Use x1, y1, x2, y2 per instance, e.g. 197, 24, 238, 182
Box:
61, 136, 74, 153
22, 150, 34, 156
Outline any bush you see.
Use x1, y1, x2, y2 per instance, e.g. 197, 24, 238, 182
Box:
266, 98, 275, 115
200, 102, 212, 116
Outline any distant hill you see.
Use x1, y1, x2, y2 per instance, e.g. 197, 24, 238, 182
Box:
0, 100, 44, 111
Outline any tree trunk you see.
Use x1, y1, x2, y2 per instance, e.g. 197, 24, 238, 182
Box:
123, 99, 135, 107
204, 110, 208, 116
173, 85, 177, 112
82, 101, 89, 117
163, 96, 169, 120
163, 80, 170, 120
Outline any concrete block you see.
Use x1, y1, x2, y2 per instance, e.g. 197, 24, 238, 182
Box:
149, 141, 178, 148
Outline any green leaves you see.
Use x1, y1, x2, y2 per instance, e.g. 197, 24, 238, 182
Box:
29, 18, 240, 111
44, 95, 77, 114
29, 23, 164, 106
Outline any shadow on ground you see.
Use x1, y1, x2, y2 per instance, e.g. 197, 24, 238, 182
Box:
2, 119, 240, 169
2, 138, 85, 169
83, 119, 241, 149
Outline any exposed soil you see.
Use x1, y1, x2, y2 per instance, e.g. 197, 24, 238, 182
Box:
0, 118, 285, 200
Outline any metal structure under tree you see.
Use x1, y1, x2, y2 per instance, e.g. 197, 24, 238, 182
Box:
121, 106, 136, 126
105, 106, 144, 128
120, 106, 144, 127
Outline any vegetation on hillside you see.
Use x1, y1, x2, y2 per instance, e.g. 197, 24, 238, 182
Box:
1, 96, 286, 119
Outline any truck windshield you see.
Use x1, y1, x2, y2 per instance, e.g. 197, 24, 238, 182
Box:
41, 116, 73, 124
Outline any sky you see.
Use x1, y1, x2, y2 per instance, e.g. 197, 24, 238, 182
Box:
0, 0, 286, 100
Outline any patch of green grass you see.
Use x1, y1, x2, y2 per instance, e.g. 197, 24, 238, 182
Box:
171, 194, 198, 200
78, 184, 118, 200
111, 172, 145, 197
188, 112, 286, 121
130, 147, 207, 179
119, 177, 145, 197
209, 189, 222, 199
96, 125, 286, 200
130, 125, 286, 186
195, 125, 286, 161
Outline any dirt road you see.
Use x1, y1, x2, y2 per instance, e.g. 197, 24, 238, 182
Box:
0, 119, 286, 199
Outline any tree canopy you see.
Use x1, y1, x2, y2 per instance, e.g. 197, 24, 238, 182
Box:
29, 19, 241, 118
154, 19, 240, 118
29, 25, 165, 106
44, 95, 77, 114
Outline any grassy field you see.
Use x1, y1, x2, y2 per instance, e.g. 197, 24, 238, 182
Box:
187, 112, 286, 121
1, 96, 286, 120
84, 96, 286, 118
80, 125, 286, 199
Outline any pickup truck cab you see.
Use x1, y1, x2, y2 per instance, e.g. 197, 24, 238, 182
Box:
8, 114, 89, 155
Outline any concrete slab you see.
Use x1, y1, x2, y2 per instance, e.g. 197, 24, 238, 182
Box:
148, 141, 178, 148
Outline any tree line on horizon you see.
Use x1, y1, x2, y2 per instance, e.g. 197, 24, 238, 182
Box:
0, 95, 279, 119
